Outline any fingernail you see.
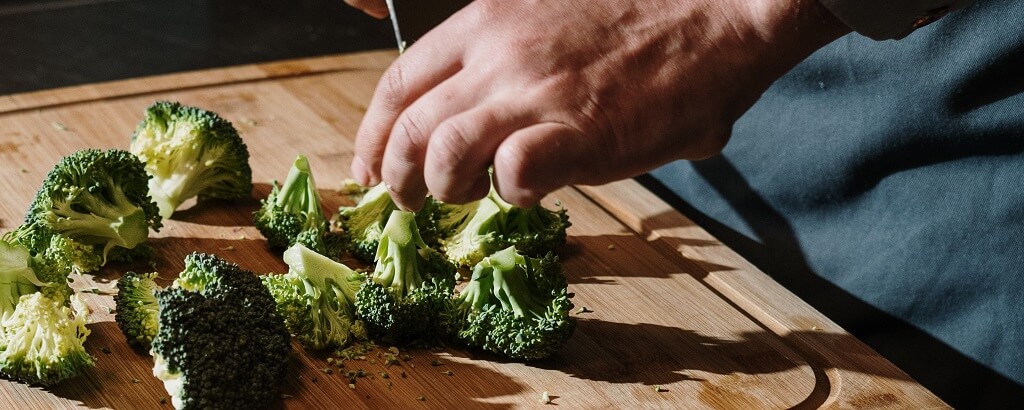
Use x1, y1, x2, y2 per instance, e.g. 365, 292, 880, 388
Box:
351, 157, 378, 186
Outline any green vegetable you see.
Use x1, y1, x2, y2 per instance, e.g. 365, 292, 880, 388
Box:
354, 210, 455, 344
336, 183, 439, 263
254, 155, 329, 253
113, 271, 161, 350
0, 293, 92, 386
441, 246, 575, 360
262, 243, 367, 350
131, 101, 253, 220
438, 187, 569, 268
12, 149, 161, 271
151, 253, 290, 409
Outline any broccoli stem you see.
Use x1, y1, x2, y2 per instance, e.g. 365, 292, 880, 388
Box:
487, 248, 547, 318
373, 211, 427, 294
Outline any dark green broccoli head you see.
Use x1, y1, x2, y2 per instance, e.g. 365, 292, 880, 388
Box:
113, 271, 161, 350
442, 247, 575, 360
354, 210, 455, 344
131, 101, 253, 220
0, 293, 93, 386
336, 183, 439, 263
262, 244, 367, 350
21, 149, 161, 270
151, 253, 290, 410
254, 155, 328, 252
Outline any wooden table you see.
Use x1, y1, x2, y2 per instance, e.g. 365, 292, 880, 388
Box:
0, 50, 948, 409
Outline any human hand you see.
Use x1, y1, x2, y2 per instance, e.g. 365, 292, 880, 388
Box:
351, 0, 849, 210
344, 0, 388, 19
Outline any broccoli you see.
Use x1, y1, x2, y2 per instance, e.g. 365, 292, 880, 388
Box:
354, 210, 455, 344
441, 246, 575, 360
439, 187, 570, 268
113, 271, 161, 350
16, 149, 161, 271
150, 252, 290, 410
130, 101, 253, 220
0, 293, 92, 386
262, 243, 367, 350
254, 155, 329, 253
336, 183, 439, 263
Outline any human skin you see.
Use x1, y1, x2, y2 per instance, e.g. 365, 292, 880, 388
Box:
346, 0, 851, 210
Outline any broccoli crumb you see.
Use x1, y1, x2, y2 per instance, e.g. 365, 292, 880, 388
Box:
575, 306, 593, 314
539, 391, 552, 404
101, 347, 112, 354
417, 395, 425, 401
430, 360, 443, 367
218, 246, 235, 251
607, 244, 616, 250
654, 386, 668, 393
130, 377, 141, 384
401, 354, 412, 361
159, 398, 167, 405
441, 370, 453, 376
379, 372, 389, 379
320, 368, 333, 375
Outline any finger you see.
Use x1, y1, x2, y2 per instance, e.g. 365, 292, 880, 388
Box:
343, 0, 389, 19
423, 104, 533, 204
352, 36, 464, 186
379, 71, 485, 211
491, 122, 591, 207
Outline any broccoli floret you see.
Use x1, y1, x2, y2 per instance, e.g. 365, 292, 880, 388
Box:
18, 149, 161, 271
0, 293, 92, 386
0, 236, 73, 313
262, 244, 367, 350
441, 247, 575, 360
439, 187, 569, 267
151, 252, 290, 410
131, 101, 253, 220
336, 183, 439, 262
114, 271, 161, 350
354, 210, 455, 344
254, 155, 328, 253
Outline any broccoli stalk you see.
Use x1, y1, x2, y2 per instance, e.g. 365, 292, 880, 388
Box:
113, 271, 161, 350
355, 210, 455, 344
262, 244, 367, 350
0, 293, 92, 386
151, 253, 291, 410
131, 101, 253, 220
336, 183, 439, 263
254, 155, 328, 253
442, 246, 575, 360
18, 149, 161, 270
439, 187, 570, 268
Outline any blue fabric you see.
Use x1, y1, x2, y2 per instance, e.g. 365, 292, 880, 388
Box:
648, 0, 1023, 407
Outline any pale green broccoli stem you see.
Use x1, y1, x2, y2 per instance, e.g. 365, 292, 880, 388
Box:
0, 241, 47, 322
443, 197, 502, 266
276, 155, 324, 229
149, 143, 239, 220
373, 211, 428, 294
282, 244, 360, 305
344, 183, 396, 243
49, 183, 149, 258
486, 247, 547, 318
454, 263, 494, 315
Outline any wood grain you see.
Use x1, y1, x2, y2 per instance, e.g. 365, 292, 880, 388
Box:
0, 50, 947, 409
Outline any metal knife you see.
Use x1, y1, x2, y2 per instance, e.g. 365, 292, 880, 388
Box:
385, 0, 472, 53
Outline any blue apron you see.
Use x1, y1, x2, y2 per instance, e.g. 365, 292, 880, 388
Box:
649, 0, 1024, 406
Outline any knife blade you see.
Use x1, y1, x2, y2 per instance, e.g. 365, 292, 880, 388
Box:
386, 0, 472, 53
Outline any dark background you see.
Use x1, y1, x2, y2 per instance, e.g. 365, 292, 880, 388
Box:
0, 0, 393, 95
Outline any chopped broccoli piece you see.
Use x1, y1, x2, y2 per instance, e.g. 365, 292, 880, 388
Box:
114, 271, 161, 350
262, 244, 367, 350
131, 101, 253, 220
439, 187, 569, 267
254, 155, 328, 253
0, 239, 50, 322
441, 247, 575, 360
354, 210, 455, 344
151, 252, 290, 410
336, 183, 439, 263
16, 149, 161, 271
0, 293, 92, 386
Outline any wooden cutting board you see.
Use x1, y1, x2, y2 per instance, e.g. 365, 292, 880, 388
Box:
0, 50, 947, 409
